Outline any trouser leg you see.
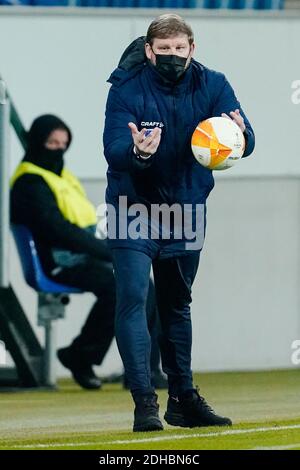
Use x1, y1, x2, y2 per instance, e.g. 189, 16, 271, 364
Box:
146, 279, 161, 373
152, 253, 200, 397
112, 248, 153, 397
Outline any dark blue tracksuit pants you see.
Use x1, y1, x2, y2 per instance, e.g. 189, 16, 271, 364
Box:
112, 248, 200, 398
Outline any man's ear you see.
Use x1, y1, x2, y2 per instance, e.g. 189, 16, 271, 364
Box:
190, 42, 195, 57
145, 43, 152, 60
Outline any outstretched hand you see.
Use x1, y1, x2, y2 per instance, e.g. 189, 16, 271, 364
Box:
128, 122, 161, 157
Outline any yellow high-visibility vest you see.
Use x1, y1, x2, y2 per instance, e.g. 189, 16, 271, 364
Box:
10, 162, 97, 228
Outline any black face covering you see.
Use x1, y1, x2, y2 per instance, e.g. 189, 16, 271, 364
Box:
36, 147, 66, 174
23, 114, 72, 175
154, 53, 189, 83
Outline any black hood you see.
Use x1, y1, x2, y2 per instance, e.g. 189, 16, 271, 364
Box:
23, 114, 72, 174
107, 36, 147, 87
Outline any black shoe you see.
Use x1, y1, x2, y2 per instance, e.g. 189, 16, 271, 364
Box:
133, 393, 164, 432
151, 370, 168, 390
57, 347, 102, 390
164, 388, 232, 428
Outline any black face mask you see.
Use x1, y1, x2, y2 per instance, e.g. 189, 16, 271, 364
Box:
36, 147, 65, 174
154, 54, 189, 83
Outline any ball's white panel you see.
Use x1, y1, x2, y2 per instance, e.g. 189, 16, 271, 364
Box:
191, 145, 211, 167
210, 117, 245, 159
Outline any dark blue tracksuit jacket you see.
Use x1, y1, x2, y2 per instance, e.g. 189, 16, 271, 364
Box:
103, 38, 255, 258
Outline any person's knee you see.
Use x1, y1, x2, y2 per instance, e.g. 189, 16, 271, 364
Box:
116, 279, 148, 319
121, 280, 147, 307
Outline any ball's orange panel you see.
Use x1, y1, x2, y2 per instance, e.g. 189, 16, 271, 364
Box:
208, 149, 226, 169
191, 129, 210, 148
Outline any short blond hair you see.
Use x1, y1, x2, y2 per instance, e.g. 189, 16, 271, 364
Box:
146, 14, 194, 46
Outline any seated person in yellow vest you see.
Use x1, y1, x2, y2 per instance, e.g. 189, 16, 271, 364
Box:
10, 114, 167, 390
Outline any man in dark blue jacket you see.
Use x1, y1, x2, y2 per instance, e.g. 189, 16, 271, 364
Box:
103, 13, 255, 432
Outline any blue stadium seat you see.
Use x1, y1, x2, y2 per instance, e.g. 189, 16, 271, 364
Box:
12, 224, 81, 294
161, 0, 189, 6
0, 0, 33, 4
225, 0, 284, 6
12, 223, 82, 387
0, 0, 285, 12
31, 0, 69, 5
109, 0, 135, 5
136, 0, 161, 6
133, 0, 284, 7
80, 0, 110, 5
253, 0, 283, 8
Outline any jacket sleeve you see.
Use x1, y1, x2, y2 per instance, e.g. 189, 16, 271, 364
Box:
11, 174, 112, 262
103, 86, 155, 171
211, 74, 255, 158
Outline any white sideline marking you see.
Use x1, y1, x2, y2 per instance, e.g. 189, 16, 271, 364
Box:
253, 443, 300, 450
5, 424, 300, 449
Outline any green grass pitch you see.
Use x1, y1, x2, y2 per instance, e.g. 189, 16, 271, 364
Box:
0, 369, 300, 450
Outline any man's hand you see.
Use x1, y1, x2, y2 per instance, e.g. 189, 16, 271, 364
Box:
128, 122, 161, 157
221, 109, 246, 133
